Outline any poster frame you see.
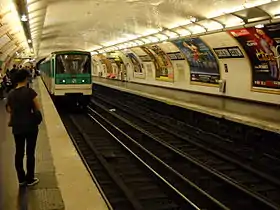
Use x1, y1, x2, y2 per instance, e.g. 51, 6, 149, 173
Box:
127, 49, 146, 79
170, 38, 221, 87
228, 26, 280, 94
140, 45, 175, 83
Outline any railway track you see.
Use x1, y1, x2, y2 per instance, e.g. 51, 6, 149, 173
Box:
91, 88, 280, 181
92, 85, 280, 180
89, 95, 280, 210
60, 110, 227, 210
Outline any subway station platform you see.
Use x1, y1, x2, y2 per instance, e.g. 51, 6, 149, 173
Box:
0, 79, 109, 210
93, 77, 280, 134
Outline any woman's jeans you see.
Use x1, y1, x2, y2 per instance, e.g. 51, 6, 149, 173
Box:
13, 129, 38, 182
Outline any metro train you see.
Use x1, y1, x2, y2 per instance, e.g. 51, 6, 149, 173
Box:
39, 50, 92, 106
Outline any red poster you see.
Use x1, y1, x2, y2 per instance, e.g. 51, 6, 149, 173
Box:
229, 24, 280, 90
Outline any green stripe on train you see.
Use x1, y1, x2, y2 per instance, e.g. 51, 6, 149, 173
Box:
55, 74, 92, 84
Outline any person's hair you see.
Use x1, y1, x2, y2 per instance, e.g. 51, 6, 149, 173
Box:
14, 69, 30, 83
13, 64, 16, 68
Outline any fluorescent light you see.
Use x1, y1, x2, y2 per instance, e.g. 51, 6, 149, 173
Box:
142, 28, 160, 36
198, 19, 224, 31
130, 41, 139, 46
173, 28, 191, 36
243, 0, 271, 8
92, 1, 279, 54
155, 34, 168, 41
167, 19, 192, 28
135, 40, 145, 45
162, 30, 179, 38
255, 24, 264, 28
190, 16, 197, 22
186, 24, 206, 34
147, 36, 159, 42
21, 15, 28, 22
141, 38, 152, 44
123, 34, 141, 40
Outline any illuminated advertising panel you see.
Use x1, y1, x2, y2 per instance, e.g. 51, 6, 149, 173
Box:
141, 45, 174, 82
228, 23, 280, 91
126, 52, 144, 78
96, 54, 113, 78
172, 38, 220, 84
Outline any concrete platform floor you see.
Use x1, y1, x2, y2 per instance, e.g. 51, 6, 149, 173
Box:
1, 78, 110, 210
0, 94, 64, 210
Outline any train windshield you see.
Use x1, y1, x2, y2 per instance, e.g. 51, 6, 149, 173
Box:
56, 54, 91, 74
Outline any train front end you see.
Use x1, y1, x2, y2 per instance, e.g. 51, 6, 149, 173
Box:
53, 51, 92, 106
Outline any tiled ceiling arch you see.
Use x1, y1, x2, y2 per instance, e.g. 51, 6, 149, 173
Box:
0, 0, 28, 62
34, 0, 280, 56
0, 0, 280, 61
27, 0, 47, 55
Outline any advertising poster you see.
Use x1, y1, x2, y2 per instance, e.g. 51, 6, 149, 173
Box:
141, 45, 174, 82
97, 54, 113, 79
229, 24, 280, 91
126, 52, 145, 78
92, 57, 99, 76
107, 53, 126, 80
172, 38, 220, 84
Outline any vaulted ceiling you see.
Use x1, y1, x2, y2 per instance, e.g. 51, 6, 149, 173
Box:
0, 0, 279, 63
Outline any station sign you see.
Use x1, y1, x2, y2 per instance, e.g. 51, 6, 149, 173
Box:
138, 55, 152, 62
166, 52, 185, 60
213, 47, 244, 59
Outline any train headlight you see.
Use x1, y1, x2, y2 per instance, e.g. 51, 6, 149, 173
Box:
62, 80, 65, 83
82, 79, 85, 83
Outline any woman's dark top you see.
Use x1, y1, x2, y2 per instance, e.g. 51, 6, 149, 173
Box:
6, 86, 38, 134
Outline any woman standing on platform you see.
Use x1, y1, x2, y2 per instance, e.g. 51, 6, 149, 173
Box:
5, 69, 42, 186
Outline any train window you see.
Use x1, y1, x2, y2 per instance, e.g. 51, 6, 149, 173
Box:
56, 54, 91, 74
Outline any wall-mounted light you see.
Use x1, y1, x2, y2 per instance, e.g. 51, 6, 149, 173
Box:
255, 24, 264, 28
274, 14, 280, 19
21, 14, 28, 22
190, 16, 197, 23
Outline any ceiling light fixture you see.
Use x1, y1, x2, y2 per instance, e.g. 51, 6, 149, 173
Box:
94, 0, 279, 54
255, 24, 265, 28
21, 14, 28, 22
190, 16, 197, 22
